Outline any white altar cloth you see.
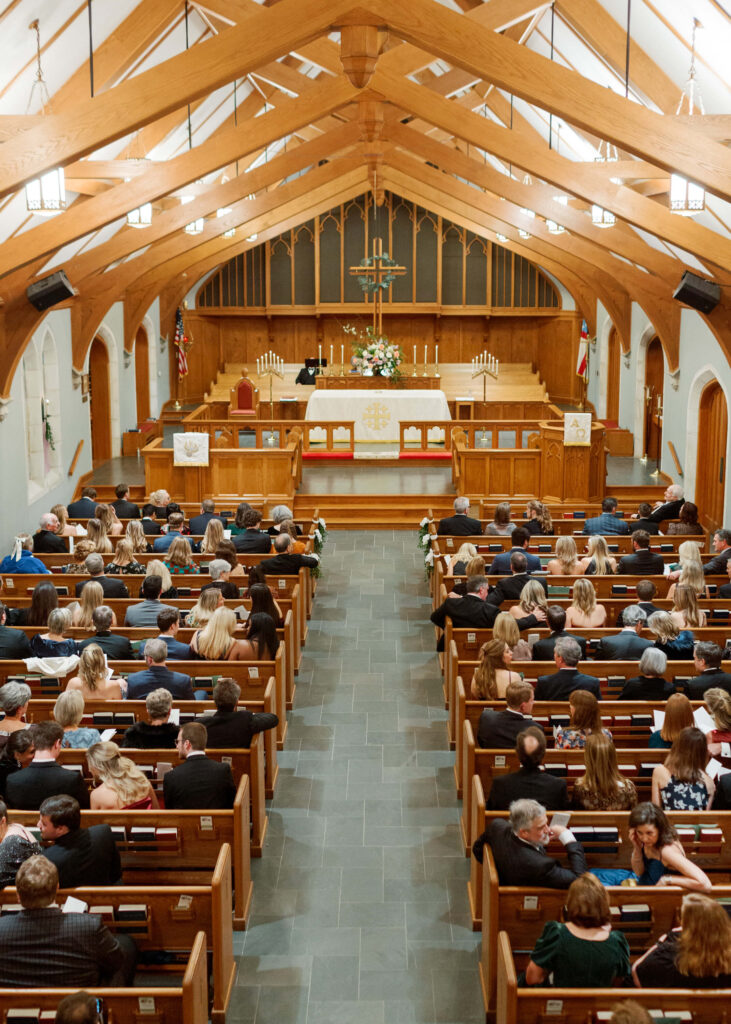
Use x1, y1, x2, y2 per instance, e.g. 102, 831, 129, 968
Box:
305, 388, 451, 442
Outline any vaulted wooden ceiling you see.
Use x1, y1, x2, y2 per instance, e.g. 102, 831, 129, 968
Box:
0, 0, 729, 396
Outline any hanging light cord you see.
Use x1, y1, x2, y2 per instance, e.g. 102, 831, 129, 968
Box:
185, 0, 192, 150
87, 0, 94, 98
548, 2, 555, 149
624, 0, 631, 99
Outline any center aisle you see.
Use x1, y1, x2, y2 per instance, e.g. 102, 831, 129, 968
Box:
231, 529, 482, 1023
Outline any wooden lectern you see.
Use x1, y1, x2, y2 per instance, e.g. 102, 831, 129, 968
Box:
538, 420, 605, 502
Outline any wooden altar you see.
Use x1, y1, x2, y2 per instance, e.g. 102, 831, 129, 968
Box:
316, 373, 442, 390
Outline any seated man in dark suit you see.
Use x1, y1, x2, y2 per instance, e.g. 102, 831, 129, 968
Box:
38, 794, 121, 887
431, 575, 545, 652
685, 642, 731, 699
582, 496, 630, 536
200, 559, 240, 600
201, 677, 279, 748
126, 638, 198, 701
486, 550, 547, 606
719, 558, 731, 599
156, 607, 192, 659
189, 498, 228, 536
472, 798, 587, 888
614, 580, 661, 627
617, 530, 665, 576
163, 722, 237, 809
66, 487, 98, 520
486, 726, 569, 811
477, 680, 535, 748
630, 502, 661, 535
0, 855, 135, 988
78, 605, 133, 659
121, 688, 179, 749
712, 772, 731, 810
5, 722, 89, 810
532, 605, 586, 660
111, 482, 140, 520
534, 637, 601, 701
233, 508, 272, 552
0, 601, 32, 658
33, 512, 67, 554
74, 553, 129, 599
260, 533, 320, 575
592, 606, 653, 660
486, 526, 542, 575
140, 503, 163, 536
702, 528, 731, 577
436, 496, 482, 536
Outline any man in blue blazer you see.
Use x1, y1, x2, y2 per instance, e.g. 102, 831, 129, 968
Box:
534, 637, 601, 701
126, 638, 197, 700
155, 608, 192, 660
486, 526, 542, 575
152, 512, 186, 553
582, 496, 631, 535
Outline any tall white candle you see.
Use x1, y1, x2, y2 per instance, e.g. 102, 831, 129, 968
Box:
424, 344, 427, 365
318, 344, 322, 366
341, 344, 344, 365
435, 345, 438, 366
413, 345, 417, 365
496, 358, 499, 374
330, 345, 334, 367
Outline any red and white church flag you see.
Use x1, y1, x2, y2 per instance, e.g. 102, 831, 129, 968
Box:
576, 319, 589, 378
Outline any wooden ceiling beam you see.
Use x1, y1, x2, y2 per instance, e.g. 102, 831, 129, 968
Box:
0, 74, 360, 285
0, 0, 357, 198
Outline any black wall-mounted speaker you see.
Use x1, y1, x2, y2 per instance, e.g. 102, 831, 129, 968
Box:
672, 271, 721, 315
26, 270, 75, 311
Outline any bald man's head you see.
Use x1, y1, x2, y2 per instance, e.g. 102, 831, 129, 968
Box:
516, 726, 546, 768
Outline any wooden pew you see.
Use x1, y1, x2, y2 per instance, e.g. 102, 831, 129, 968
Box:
23, 684, 279, 798
0, 845, 233, 1024
52, 737, 267, 856
471, 804, 731, 935
432, 532, 701, 554
0, 930, 208, 1024
461, 727, 672, 854
0, 653, 288, 750
12, 777, 253, 927
495, 929, 724, 1024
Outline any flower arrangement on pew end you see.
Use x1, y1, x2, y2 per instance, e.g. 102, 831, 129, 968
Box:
343, 324, 403, 381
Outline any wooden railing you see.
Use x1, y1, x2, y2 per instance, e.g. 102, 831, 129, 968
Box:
399, 420, 546, 453
182, 408, 355, 453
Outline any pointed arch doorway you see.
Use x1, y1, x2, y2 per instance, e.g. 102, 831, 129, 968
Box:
606, 326, 620, 424
89, 337, 112, 465
696, 380, 728, 529
134, 326, 150, 422
644, 337, 664, 462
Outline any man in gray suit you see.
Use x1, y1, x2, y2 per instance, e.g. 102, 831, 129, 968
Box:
0, 855, 136, 987
591, 606, 654, 660
124, 575, 178, 626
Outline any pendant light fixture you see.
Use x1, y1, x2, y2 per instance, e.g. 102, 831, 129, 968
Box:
24, 20, 66, 216
670, 18, 705, 216
591, 139, 618, 228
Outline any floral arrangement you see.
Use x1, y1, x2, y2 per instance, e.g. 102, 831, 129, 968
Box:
343, 323, 403, 379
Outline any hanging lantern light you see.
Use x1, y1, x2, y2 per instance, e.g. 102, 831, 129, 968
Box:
496, 233, 508, 243
591, 139, 619, 229
24, 21, 66, 216
518, 229, 531, 239
546, 220, 565, 235
670, 19, 705, 215
217, 206, 235, 237
591, 205, 615, 228
127, 202, 152, 228
184, 218, 204, 235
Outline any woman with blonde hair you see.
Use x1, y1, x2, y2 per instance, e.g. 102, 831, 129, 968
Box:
509, 579, 548, 621
71, 580, 106, 629
53, 691, 102, 749
87, 741, 158, 810
633, 892, 731, 988
667, 540, 709, 600
523, 499, 553, 536
94, 503, 123, 537
185, 586, 223, 628
652, 726, 714, 811
484, 502, 515, 537
125, 519, 152, 554
66, 644, 127, 700
445, 542, 477, 580
449, 555, 486, 597
579, 535, 617, 576
163, 537, 200, 575
555, 689, 612, 750
470, 638, 522, 700
29, 608, 77, 657
546, 536, 582, 576
149, 489, 171, 518
199, 518, 225, 556
647, 610, 694, 659
572, 732, 637, 810
85, 518, 113, 554
492, 611, 532, 661
703, 687, 731, 756
105, 538, 145, 576
565, 578, 607, 628
61, 538, 96, 574
190, 607, 249, 661
50, 505, 78, 537
648, 692, 694, 749
141, 559, 176, 599
670, 584, 706, 629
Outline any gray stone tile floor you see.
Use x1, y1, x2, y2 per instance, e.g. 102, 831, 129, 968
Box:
229, 530, 481, 1023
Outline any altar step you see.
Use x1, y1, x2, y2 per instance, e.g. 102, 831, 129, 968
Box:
293, 493, 454, 529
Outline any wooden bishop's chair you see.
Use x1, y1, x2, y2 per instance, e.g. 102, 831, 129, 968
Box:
229, 374, 259, 418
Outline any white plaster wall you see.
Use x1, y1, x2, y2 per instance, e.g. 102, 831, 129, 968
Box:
587, 301, 609, 417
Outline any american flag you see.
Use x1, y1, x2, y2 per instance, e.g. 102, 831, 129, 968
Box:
174, 307, 189, 380
576, 319, 588, 378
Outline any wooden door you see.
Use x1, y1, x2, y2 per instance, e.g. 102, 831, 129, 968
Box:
644, 337, 664, 461
606, 327, 620, 424
89, 337, 111, 465
135, 327, 150, 422
696, 380, 728, 529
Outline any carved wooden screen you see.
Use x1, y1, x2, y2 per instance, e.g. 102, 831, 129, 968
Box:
197, 191, 560, 311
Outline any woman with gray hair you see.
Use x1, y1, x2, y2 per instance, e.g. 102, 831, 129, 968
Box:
0, 682, 32, 739
618, 648, 672, 701
29, 608, 77, 658
53, 691, 102, 749
267, 505, 302, 537
121, 688, 178, 749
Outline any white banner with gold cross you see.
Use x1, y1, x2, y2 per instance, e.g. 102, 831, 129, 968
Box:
304, 388, 450, 442
173, 432, 210, 466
